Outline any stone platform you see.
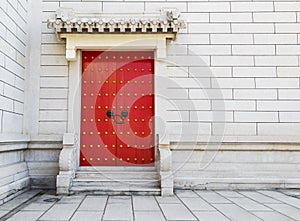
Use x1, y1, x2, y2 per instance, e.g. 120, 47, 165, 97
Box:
1, 189, 300, 221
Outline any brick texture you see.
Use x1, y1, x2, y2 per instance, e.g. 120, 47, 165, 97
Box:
39, 0, 300, 137
0, 0, 27, 134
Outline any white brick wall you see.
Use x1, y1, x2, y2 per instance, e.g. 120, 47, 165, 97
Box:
0, 0, 29, 203
38, 0, 300, 138
0, 0, 27, 134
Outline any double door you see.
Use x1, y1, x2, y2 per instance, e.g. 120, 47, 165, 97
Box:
80, 51, 154, 166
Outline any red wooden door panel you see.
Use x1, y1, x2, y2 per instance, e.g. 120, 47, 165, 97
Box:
80, 51, 154, 166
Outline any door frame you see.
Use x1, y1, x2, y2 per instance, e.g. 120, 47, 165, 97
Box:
64, 34, 173, 170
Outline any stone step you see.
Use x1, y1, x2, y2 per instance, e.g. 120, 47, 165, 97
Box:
75, 171, 159, 180
70, 186, 161, 196
71, 169, 161, 195
72, 179, 159, 188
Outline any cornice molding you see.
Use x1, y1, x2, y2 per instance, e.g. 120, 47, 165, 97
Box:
47, 8, 185, 39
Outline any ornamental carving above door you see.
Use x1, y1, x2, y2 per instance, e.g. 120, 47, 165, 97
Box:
80, 51, 154, 166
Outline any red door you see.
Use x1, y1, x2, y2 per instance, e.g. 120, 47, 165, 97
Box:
80, 51, 154, 166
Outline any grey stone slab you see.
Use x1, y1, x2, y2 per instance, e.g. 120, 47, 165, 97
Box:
57, 195, 85, 204
239, 191, 281, 204
70, 211, 103, 221
217, 190, 244, 198
160, 204, 197, 220
133, 196, 160, 211
156, 196, 181, 204
39, 203, 78, 221
6, 211, 44, 221
272, 195, 300, 209
135, 211, 166, 221
0, 190, 41, 211
32, 193, 61, 204
230, 197, 271, 211
78, 196, 107, 211
195, 191, 231, 204
213, 203, 262, 221
193, 211, 230, 221
281, 190, 300, 196
252, 211, 294, 221
175, 190, 199, 198
266, 203, 300, 220
259, 190, 289, 199
180, 197, 215, 211
107, 196, 131, 203
22, 202, 54, 211
0, 210, 8, 218
103, 196, 133, 221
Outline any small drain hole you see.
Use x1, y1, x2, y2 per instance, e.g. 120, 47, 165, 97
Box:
43, 198, 60, 203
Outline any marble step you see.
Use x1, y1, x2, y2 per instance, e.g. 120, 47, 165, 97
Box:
70, 185, 161, 195
75, 171, 159, 180
71, 169, 161, 195
72, 178, 159, 187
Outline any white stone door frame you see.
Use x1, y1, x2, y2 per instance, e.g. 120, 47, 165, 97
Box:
57, 33, 174, 195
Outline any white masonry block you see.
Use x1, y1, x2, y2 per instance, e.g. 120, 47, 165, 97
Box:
211, 34, 253, 44
188, 2, 230, 12
257, 101, 300, 111
211, 56, 254, 66
258, 123, 300, 136
255, 78, 299, 88
280, 112, 300, 123
254, 34, 297, 44
232, 24, 274, 34
210, 13, 252, 23
279, 89, 300, 99
235, 112, 278, 123
212, 78, 255, 88
231, 2, 274, 12
232, 45, 275, 55
233, 67, 276, 77
277, 67, 300, 77
276, 45, 300, 55
274, 2, 300, 12
253, 12, 296, 22
234, 89, 277, 100
60, 2, 102, 11
255, 56, 298, 66
189, 23, 230, 34
103, 2, 144, 13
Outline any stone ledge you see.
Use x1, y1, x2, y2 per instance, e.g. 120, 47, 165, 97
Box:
174, 178, 300, 190
0, 134, 30, 144
169, 135, 300, 144
30, 135, 63, 142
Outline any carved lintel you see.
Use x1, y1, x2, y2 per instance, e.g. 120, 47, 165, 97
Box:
47, 8, 185, 38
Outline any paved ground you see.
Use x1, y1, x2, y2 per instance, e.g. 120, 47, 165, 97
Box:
1, 190, 300, 221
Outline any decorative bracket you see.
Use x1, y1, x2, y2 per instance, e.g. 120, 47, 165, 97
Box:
56, 133, 77, 195
158, 134, 174, 196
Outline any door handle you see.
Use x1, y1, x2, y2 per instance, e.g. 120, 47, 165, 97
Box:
106, 110, 114, 118
106, 110, 128, 124
121, 110, 128, 118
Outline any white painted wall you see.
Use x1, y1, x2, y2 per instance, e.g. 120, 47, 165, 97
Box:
0, 0, 298, 192
0, 0, 30, 204
0, 0, 27, 134
36, 0, 300, 190
41, 0, 300, 138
